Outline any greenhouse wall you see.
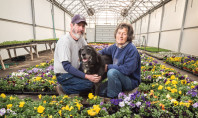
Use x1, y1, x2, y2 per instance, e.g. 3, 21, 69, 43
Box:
0, 0, 72, 60
133, 0, 198, 56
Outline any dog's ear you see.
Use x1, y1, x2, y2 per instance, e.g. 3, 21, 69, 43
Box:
78, 48, 82, 62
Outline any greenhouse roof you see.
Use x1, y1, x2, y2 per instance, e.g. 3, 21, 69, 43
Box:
53, 0, 170, 25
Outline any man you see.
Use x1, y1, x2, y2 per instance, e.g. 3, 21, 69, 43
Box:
98, 23, 141, 98
54, 14, 101, 95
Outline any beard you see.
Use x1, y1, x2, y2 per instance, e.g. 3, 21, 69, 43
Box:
72, 29, 83, 39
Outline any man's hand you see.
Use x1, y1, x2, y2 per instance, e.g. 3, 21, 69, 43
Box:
85, 74, 101, 83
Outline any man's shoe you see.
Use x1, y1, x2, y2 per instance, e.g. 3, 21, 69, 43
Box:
55, 84, 65, 96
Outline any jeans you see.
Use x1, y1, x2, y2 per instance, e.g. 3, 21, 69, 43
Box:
99, 69, 139, 98
56, 73, 93, 95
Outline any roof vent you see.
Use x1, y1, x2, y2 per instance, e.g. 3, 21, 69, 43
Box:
87, 8, 95, 16
121, 8, 128, 17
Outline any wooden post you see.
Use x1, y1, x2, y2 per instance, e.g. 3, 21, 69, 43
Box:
14, 48, 17, 57
0, 54, 6, 70
30, 45, 33, 60
6, 49, 12, 59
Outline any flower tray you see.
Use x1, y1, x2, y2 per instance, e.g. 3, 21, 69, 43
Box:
0, 90, 58, 95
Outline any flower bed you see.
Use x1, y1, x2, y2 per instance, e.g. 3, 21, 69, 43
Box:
0, 44, 198, 117
164, 56, 198, 76
0, 60, 57, 94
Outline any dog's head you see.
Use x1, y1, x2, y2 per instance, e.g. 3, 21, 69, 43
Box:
79, 45, 99, 64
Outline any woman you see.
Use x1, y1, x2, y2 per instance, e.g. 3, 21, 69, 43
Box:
98, 23, 141, 98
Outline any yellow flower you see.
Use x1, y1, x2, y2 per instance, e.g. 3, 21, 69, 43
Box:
171, 88, 177, 93
7, 104, 12, 109
35, 77, 42, 81
166, 87, 171, 91
165, 80, 170, 85
69, 106, 73, 111
170, 75, 175, 80
52, 95, 56, 99
179, 101, 184, 106
191, 86, 195, 89
61, 107, 66, 110
88, 93, 94, 99
173, 101, 178, 106
179, 91, 182, 94
185, 103, 190, 108
52, 76, 56, 80
40, 63, 46, 66
172, 80, 178, 85
1, 93, 6, 98
94, 96, 97, 100
19, 101, 25, 108
37, 106, 45, 113
36, 65, 39, 67
76, 102, 82, 110
63, 95, 69, 99
58, 110, 62, 116
38, 94, 42, 99
93, 105, 101, 114
158, 85, 163, 90
87, 109, 97, 117
66, 105, 70, 110
48, 115, 53, 118
10, 96, 15, 100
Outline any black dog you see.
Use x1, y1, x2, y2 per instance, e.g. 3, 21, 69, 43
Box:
79, 45, 112, 95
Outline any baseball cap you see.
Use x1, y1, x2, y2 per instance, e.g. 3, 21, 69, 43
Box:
71, 14, 87, 25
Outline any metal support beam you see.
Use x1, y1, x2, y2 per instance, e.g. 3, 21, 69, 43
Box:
31, 0, 36, 39
64, 12, 66, 34
178, 0, 188, 52
146, 13, 151, 48
157, 3, 165, 51
132, 0, 171, 23
51, 0, 56, 38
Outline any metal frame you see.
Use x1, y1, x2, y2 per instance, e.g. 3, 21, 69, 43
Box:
54, 0, 164, 25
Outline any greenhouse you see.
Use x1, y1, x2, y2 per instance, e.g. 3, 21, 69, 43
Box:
0, 0, 198, 117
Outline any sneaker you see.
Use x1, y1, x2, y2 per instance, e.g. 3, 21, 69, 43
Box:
55, 84, 65, 96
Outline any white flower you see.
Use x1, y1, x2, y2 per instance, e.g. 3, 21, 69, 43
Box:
0, 108, 6, 116
166, 94, 170, 99
119, 101, 125, 107
124, 96, 131, 102
136, 101, 141, 107
193, 81, 198, 84
171, 99, 176, 103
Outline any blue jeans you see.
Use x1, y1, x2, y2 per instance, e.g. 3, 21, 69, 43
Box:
56, 73, 94, 95
99, 69, 139, 98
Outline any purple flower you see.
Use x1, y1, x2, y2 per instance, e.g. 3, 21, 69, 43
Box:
192, 102, 198, 108
100, 102, 104, 105
130, 93, 136, 100
27, 70, 33, 73
102, 107, 107, 111
130, 103, 135, 108
141, 95, 145, 101
146, 101, 151, 107
110, 99, 122, 105
149, 63, 152, 66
